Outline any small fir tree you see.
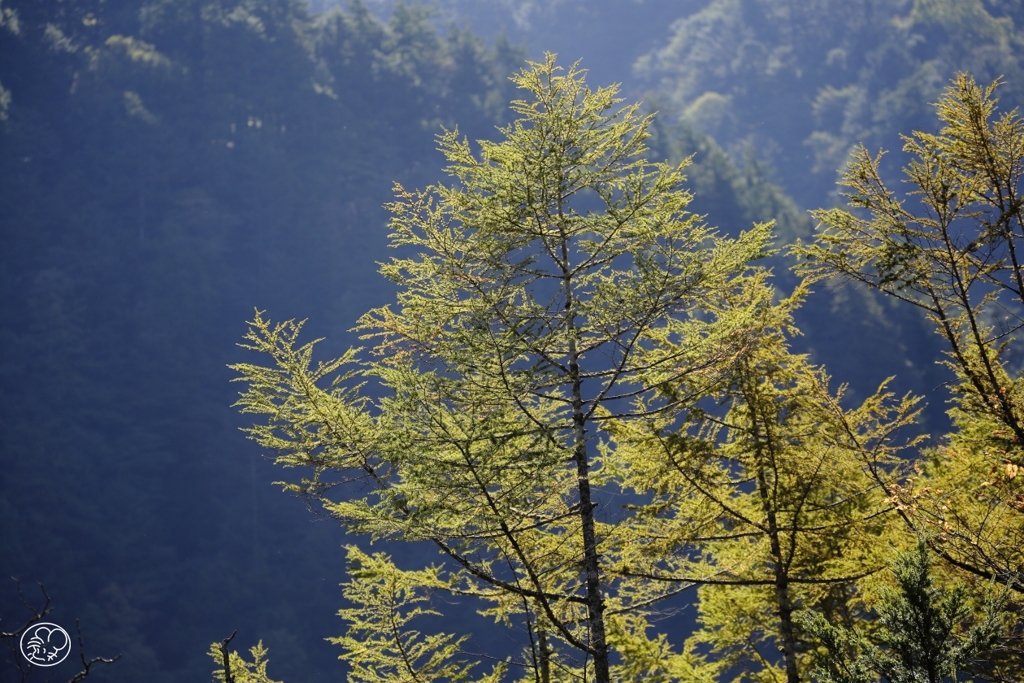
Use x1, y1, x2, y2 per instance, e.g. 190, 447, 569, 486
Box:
800, 540, 1007, 683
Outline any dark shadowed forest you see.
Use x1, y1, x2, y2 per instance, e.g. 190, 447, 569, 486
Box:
2, 1, 1024, 682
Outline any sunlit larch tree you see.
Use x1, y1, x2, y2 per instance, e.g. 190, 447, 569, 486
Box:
228, 54, 777, 683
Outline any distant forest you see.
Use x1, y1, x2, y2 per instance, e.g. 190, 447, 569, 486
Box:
1, 1, 1023, 682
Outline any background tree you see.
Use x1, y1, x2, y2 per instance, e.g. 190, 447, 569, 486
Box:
800, 540, 1008, 683
231, 54, 777, 682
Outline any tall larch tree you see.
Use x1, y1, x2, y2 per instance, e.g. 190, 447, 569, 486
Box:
229, 54, 776, 682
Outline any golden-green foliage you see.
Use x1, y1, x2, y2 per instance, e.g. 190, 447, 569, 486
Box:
231, 54, 781, 683
229, 58, 1023, 683
209, 640, 282, 683
331, 546, 506, 683
606, 293, 922, 683
796, 72, 1024, 676
796, 73, 1024, 591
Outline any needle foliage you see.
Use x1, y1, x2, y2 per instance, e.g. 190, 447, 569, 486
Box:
224, 59, 1016, 683
229, 53, 782, 682
795, 72, 1024, 679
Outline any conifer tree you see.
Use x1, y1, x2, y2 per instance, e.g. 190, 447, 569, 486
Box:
606, 293, 922, 683
230, 54, 777, 682
209, 637, 283, 683
800, 540, 1007, 683
796, 74, 1024, 598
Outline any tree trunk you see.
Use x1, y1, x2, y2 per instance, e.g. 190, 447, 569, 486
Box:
562, 220, 610, 683
539, 628, 551, 683
756, 462, 800, 683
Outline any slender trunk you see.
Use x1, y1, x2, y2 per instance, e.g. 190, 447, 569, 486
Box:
560, 219, 610, 683
570, 350, 609, 682
749, 388, 800, 683
219, 631, 237, 683
759, 473, 800, 683
539, 628, 551, 683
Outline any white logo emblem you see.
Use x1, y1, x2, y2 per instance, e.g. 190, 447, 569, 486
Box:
19, 622, 72, 666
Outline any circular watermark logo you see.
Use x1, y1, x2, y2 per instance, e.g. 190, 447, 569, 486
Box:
19, 622, 71, 666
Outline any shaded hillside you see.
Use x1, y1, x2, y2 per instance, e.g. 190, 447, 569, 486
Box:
637, 0, 1024, 210
0, 2, 521, 680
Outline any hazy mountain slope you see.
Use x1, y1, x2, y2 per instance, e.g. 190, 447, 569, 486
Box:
0, 2, 520, 680
318, 0, 705, 88
637, 0, 1024, 209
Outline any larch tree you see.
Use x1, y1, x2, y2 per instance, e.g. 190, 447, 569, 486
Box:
605, 288, 923, 683
795, 73, 1024, 676
229, 54, 777, 682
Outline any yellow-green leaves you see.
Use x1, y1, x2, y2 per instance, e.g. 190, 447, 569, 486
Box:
331, 546, 506, 683
796, 74, 1024, 445
793, 72, 1024, 675
209, 640, 282, 683
607, 327, 922, 682
232, 54, 792, 682
230, 311, 379, 497
795, 74, 1024, 598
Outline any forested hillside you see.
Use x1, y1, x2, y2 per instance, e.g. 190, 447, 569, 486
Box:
637, 0, 1024, 209
2, 0, 1022, 682
0, 1, 524, 680
338, 0, 702, 87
